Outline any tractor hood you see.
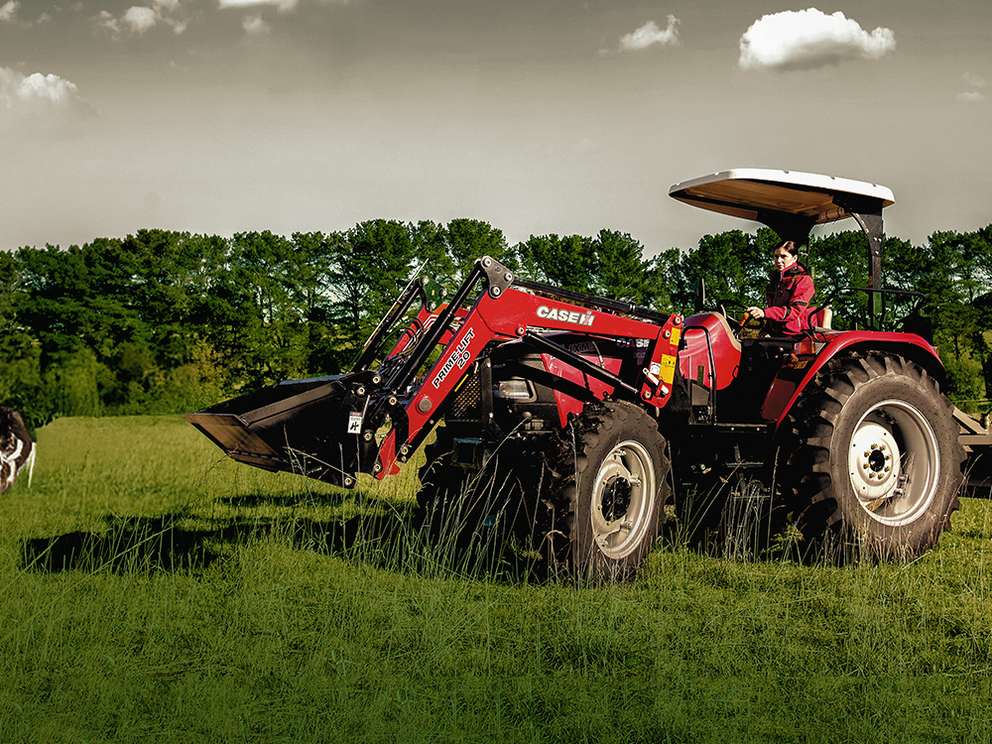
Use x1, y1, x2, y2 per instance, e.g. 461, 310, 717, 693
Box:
668, 168, 894, 226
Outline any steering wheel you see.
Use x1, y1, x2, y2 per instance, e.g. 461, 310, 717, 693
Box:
722, 306, 744, 332
714, 300, 753, 339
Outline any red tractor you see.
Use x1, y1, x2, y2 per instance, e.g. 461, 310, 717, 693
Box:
190, 169, 992, 577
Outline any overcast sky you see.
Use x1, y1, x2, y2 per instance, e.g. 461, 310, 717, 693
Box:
1, 0, 989, 254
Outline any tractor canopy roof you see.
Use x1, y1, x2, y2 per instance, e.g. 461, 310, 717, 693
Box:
670, 168, 896, 307
668, 168, 894, 228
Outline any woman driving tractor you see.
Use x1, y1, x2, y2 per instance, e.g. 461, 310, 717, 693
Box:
746, 239, 815, 335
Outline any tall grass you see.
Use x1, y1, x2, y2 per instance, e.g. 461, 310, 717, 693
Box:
2, 415, 992, 742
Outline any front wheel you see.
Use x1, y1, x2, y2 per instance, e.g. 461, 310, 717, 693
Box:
537, 401, 672, 581
780, 353, 964, 560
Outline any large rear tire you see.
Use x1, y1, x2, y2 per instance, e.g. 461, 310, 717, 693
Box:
779, 353, 964, 560
537, 400, 672, 581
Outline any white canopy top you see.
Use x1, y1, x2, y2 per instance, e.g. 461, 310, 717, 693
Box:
668, 168, 895, 225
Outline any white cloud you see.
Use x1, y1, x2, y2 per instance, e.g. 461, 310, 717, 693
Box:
619, 16, 680, 52
957, 90, 985, 103
957, 72, 987, 102
123, 6, 158, 33
242, 13, 269, 34
739, 8, 896, 71
97, 0, 189, 37
219, 0, 298, 12
0, 0, 17, 22
0, 66, 80, 109
17, 72, 78, 103
96, 9, 120, 33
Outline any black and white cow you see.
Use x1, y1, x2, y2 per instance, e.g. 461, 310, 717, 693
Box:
0, 407, 35, 493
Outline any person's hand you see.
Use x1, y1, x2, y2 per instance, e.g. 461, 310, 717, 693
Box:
746, 306, 765, 319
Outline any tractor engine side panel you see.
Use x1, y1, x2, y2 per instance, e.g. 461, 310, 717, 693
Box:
543, 346, 623, 428
489, 335, 641, 432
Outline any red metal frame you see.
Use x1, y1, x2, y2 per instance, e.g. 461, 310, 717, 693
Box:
374, 287, 681, 478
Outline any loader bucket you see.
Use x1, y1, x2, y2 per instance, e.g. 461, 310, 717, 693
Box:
186, 375, 373, 488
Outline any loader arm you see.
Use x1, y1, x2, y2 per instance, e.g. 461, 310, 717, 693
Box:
371, 258, 683, 478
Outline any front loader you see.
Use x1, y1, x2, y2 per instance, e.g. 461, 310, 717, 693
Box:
190, 168, 992, 578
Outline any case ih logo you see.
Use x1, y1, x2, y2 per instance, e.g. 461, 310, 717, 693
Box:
431, 328, 476, 389
537, 305, 595, 327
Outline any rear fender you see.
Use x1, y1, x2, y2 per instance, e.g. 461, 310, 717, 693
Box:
763, 332, 944, 428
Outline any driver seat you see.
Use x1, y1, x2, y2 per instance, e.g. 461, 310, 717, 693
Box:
807, 305, 832, 331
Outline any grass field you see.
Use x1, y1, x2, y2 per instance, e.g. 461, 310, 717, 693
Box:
2, 416, 992, 742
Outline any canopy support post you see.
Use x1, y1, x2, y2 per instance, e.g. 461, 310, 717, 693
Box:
844, 206, 884, 328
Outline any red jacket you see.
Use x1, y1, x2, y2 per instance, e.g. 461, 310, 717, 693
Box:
764, 263, 814, 335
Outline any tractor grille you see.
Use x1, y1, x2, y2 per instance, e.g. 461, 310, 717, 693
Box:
449, 375, 482, 420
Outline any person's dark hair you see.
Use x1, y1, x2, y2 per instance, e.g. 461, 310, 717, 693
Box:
773, 239, 799, 257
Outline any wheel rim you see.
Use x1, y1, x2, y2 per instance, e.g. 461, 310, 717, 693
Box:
847, 399, 940, 527
590, 440, 656, 559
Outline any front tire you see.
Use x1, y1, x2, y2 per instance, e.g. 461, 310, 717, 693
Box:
780, 353, 964, 560
539, 401, 672, 581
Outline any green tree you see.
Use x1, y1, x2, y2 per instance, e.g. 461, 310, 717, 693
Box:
328, 220, 419, 362
516, 234, 598, 294
666, 229, 766, 311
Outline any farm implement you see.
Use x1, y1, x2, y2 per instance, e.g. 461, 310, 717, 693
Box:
190, 169, 992, 578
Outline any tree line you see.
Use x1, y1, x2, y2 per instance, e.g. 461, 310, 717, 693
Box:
1, 219, 989, 428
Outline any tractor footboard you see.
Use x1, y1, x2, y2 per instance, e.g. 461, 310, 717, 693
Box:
187, 375, 374, 488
